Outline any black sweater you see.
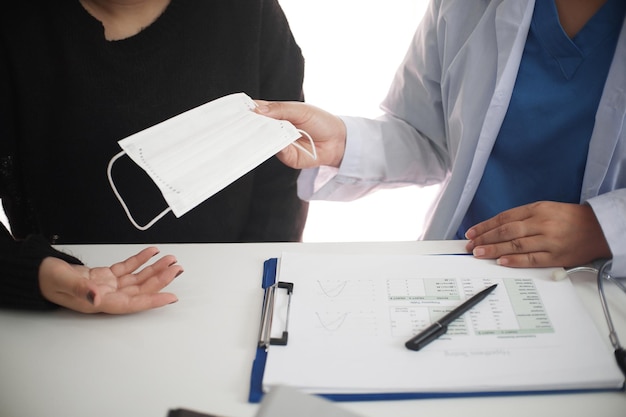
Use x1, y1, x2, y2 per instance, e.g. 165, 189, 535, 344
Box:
0, 0, 307, 309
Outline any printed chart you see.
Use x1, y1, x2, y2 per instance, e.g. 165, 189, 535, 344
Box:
308, 276, 553, 339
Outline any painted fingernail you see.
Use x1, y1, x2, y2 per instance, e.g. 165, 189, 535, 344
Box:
86, 291, 96, 305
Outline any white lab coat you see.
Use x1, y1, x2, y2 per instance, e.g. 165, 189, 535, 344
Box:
298, 0, 626, 275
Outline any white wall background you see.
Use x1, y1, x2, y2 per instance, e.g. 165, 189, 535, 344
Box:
277, 0, 439, 242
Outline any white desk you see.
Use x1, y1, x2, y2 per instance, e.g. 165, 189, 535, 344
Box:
1, 241, 624, 417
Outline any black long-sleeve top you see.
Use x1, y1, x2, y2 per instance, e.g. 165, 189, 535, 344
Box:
0, 0, 307, 309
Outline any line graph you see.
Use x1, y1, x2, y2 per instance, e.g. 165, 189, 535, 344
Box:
316, 280, 349, 298
313, 310, 378, 336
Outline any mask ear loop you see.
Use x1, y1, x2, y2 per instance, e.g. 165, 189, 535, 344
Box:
107, 150, 172, 231
108, 126, 314, 231
291, 130, 317, 161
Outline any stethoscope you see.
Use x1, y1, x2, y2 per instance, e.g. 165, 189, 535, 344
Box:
556, 259, 626, 376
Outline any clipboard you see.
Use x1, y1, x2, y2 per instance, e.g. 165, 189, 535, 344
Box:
249, 258, 293, 403
249, 253, 624, 402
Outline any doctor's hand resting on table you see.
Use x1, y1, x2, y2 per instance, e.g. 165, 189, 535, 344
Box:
462, 202, 610, 268
254, 0, 626, 273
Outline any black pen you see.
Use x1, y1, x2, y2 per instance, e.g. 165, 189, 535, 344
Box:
405, 283, 498, 351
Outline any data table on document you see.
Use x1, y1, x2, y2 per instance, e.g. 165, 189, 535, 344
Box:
385, 277, 553, 338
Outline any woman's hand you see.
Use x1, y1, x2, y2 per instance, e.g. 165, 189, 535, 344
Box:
39, 246, 182, 314
465, 201, 612, 268
255, 100, 347, 169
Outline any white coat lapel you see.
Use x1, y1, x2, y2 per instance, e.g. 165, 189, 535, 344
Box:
582, 17, 626, 200
447, 0, 535, 236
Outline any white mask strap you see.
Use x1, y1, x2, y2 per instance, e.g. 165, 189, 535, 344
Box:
292, 129, 317, 160
107, 150, 172, 231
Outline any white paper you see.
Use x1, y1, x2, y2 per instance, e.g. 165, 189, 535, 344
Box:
262, 252, 624, 395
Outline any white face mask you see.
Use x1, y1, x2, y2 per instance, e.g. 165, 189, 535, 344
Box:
107, 92, 315, 230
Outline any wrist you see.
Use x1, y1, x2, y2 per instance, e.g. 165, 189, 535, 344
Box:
329, 117, 347, 168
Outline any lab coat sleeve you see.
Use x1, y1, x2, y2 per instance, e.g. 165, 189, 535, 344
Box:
587, 189, 626, 277
297, 115, 449, 201
297, 0, 451, 202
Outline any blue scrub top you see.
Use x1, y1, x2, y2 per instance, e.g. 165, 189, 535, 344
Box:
457, 0, 626, 239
